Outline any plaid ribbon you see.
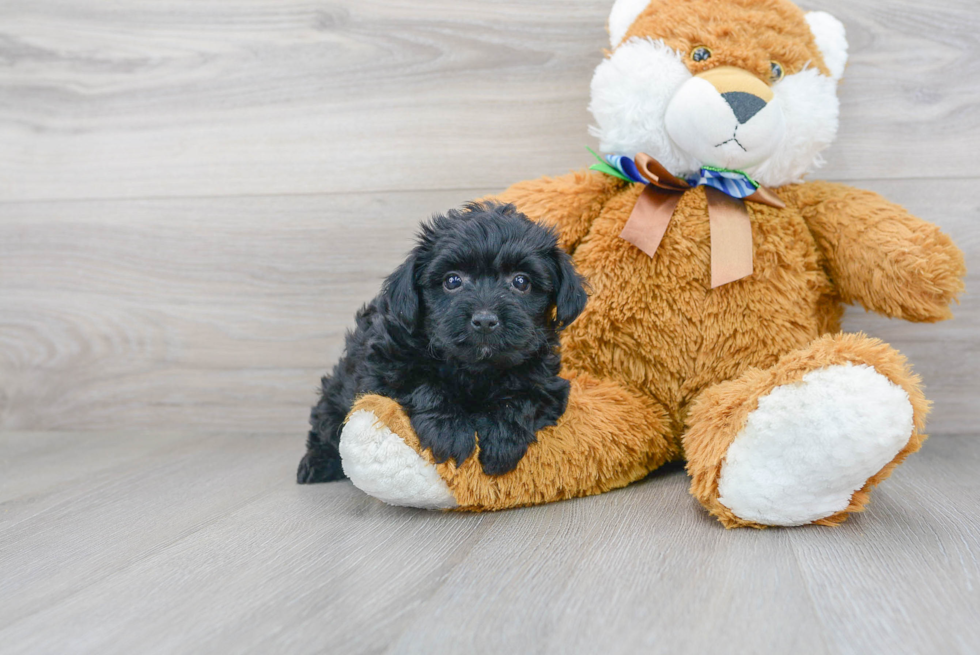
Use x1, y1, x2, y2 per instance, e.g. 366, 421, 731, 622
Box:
588, 149, 785, 288
601, 154, 760, 200
688, 167, 760, 199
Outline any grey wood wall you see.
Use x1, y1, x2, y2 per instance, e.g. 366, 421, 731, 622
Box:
1, 0, 977, 436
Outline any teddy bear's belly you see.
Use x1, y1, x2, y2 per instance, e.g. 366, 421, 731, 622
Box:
560, 187, 837, 434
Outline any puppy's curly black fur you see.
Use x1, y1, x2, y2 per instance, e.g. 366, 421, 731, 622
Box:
297, 202, 588, 483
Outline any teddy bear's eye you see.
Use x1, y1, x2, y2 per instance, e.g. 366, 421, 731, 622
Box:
691, 46, 712, 63
770, 61, 785, 83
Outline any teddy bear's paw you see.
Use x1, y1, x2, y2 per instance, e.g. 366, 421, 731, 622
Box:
339, 410, 458, 510
716, 363, 914, 527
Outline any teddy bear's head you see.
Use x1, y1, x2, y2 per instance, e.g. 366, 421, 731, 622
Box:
589, 0, 848, 188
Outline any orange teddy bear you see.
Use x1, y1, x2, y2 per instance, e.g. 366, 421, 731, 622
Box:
335, 0, 966, 528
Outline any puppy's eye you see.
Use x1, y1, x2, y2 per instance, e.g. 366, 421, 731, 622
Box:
770, 61, 785, 83
512, 274, 530, 292
443, 273, 463, 291
691, 46, 712, 63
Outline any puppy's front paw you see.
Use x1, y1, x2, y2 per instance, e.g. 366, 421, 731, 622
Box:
410, 412, 477, 468
476, 419, 536, 476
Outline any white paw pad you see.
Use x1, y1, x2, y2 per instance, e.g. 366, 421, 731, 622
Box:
717, 364, 914, 526
339, 410, 458, 510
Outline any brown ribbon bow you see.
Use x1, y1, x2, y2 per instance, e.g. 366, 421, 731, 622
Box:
618, 153, 785, 288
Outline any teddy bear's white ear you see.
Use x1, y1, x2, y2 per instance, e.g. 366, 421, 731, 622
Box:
805, 11, 849, 81
609, 0, 651, 49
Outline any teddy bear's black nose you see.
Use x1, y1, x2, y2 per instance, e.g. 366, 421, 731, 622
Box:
722, 91, 768, 124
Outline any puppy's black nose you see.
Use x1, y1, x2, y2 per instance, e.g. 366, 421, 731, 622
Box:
470, 311, 500, 334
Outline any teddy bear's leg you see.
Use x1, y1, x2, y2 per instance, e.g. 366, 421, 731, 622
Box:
684, 333, 929, 529
339, 373, 676, 511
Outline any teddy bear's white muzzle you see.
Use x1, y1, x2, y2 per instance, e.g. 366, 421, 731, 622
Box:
665, 74, 786, 171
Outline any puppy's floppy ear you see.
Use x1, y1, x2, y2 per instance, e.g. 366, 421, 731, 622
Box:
381, 213, 444, 329
552, 248, 589, 329
381, 255, 420, 330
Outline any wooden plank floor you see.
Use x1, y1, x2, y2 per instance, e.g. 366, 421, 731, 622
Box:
2, 0, 979, 652
0, 432, 978, 654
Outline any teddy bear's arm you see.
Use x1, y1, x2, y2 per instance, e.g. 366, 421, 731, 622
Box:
483, 170, 623, 253
788, 181, 966, 323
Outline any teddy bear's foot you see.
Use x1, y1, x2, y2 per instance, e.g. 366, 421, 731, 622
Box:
715, 363, 912, 526
339, 401, 457, 510
685, 333, 929, 528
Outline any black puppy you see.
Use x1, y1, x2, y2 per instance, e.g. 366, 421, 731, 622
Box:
297, 202, 588, 484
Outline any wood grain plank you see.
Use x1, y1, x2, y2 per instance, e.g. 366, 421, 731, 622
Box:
0, 0, 977, 202
787, 436, 980, 654
0, 430, 203, 526
814, 0, 980, 182
0, 189, 489, 433
1, 180, 975, 435
0, 432, 291, 629
388, 471, 833, 655
0, 432, 977, 654
0, 431, 494, 654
